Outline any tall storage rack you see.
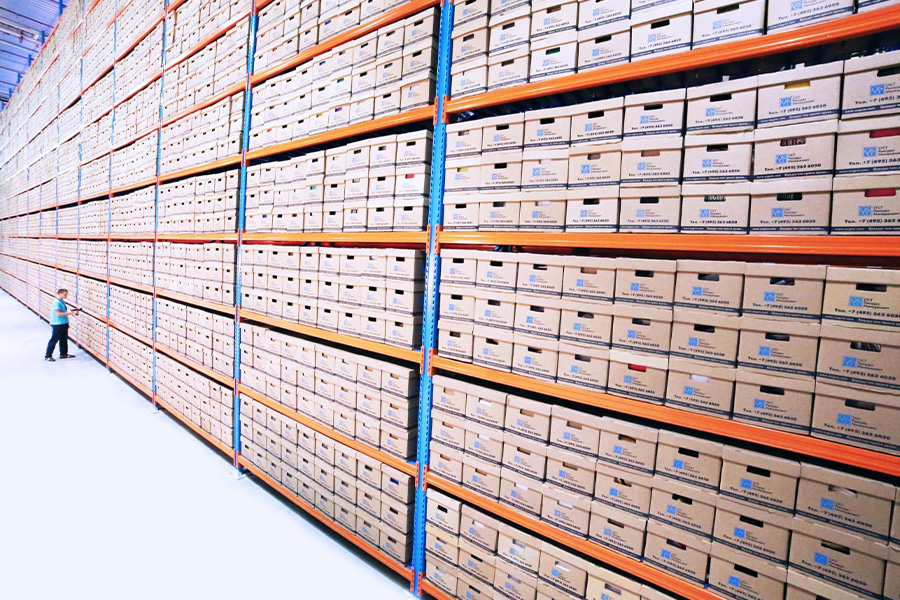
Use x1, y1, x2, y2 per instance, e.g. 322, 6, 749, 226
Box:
1, 1, 900, 599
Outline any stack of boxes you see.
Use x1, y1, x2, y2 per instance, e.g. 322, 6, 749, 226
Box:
239, 322, 419, 460
240, 393, 416, 565
240, 245, 424, 349
437, 251, 900, 455
111, 131, 158, 189
155, 242, 236, 305
109, 285, 154, 342
428, 373, 900, 599
157, 169, 240, 234
113, 80, 163, 148
115, 21, 164, 103
108, 242, 155, 287
108, 327, 155, 390
75, 275, 108, 318
78, 241, 109, 278
110, 187, 157, 235
245, 131, 432, 233
156, 299, 236, 378
160, 93, 244, 173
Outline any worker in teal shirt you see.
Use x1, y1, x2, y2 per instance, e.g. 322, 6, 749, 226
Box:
45, 288, 80, 362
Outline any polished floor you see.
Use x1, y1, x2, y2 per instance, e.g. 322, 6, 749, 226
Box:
0, 291, 413, 600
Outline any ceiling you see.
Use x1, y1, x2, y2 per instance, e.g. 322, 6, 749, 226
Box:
0, 0, 66, 108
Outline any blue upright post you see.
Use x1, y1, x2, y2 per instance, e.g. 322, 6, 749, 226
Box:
152, 0, 170, 401
411, 0, 454, 594
233, 5, 259, 464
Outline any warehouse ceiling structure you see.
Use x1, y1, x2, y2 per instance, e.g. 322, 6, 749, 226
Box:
0, 0, 64, 109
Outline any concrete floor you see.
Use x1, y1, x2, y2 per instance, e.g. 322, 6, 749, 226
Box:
0, 291, 414, 600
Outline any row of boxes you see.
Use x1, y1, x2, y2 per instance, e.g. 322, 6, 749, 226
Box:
73, 309, 108, 359
73, 275, 108, 319
240, 322, 419, 458
239, 393, 416, 565
443, 176, 900, 235
116, 21, 165, 103
158, 169, 240, 234
107, 328, 154, 392
108, 242, 154, 288
428, 374, 900, 599
110, 132, 159, 190
165, 0, 252, 62
160, 93, 244, 173
113, 80, 162, 149
156, 352, 236, 448
155, 242, 236, 304
156, 299, 235, 378
425, 488, 681, 600
110, 186, 156, 235
109, 284, 154, 342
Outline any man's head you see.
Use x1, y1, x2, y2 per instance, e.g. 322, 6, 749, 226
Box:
57, 288, 68, 300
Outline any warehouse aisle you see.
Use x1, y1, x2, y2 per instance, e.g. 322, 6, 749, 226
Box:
0, 292, 413, 600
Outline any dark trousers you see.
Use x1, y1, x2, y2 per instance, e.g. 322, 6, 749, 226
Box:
46, 324, 69, 358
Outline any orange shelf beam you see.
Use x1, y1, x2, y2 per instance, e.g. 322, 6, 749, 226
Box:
241, 231, 427, 245
237, 455, 415, 581
420, 579, 454, 600
245, 106, 433, 161
427, 474, 725, 600
239, 384, 417, 477
156, 342, 235, 389
431, 356, 900, 478
107, 319, 154, 347
154, 394, 235, 457
438, 232, 900, 258
158, 155, 242, 184
239, 308, 422, 364
157, 233, 239, 242
250, 0, 439, 86
155, 288, 235, 315
446, 5, 900, 114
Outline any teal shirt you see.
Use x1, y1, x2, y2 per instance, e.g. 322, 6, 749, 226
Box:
50, 298, 68, 325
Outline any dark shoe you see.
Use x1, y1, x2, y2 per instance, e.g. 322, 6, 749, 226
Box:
45, 357, 56, 362
60, 354, 76, 359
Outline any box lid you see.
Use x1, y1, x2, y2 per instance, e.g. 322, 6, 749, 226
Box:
568, 97, 625, 116
652, 474, 718, 504
577, 19, 630, 39
681, 181, 751, 196
676, 259, 747, 275
743, 261, 827, 279
616, 257, 678, 272
622, 135, 684, 151
515, 332, 560, 351
814, 380, 900, 408
844, 50, 900, 75
646, 519, 713, 552
625, 88, 688, 107
787, 570, 869, 600
753, 119, 838, 142
739, 316, 821, 336
601, 416, 661, 443
619, 185, 682, 199
838, 114, 900, 133
559, 341, 611, 359
568, 141, 623, 157
668, 356, 738, 380
735, 367, 816, 392
609, 348, 669, 370
820, 322, 900, 346
710, 541, 788, 582
825, 265, 900, 286
566, 185, 620, 200
723, 445, 802, 476
590, 498, 648, 529
612, 303, 673, 321
631, 0, 693, 25
507, 394, 552, 416
716, 496, 793, 529
687, 76, 759, 100
758, 61, 844, 87
684, 131, 754, 147
792, 516, 891, 559
587, 565, 644, 596
480, 112, 526, 128
659, 429, 724, 458
673, 307, 741, 327
832, 174, 900, 192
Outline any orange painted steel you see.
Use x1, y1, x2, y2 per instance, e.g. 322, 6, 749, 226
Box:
239, 308, 423, 364
237, 455, 415, 580
158, 155, 242, 184
156, 233, 240, 242
164, 8, 251, 72
155, 288, 236, 315
427, 474, 726, 600
154, 394, 235, 457
166, 0, 188, 13
419, 579, 454, 600
245, 106, 433, 161
250, 0, 439, 86
239, 384, 417, 478
431, 356, 900, 478
156, 342, 235, 388
161, 81, 246, 127
438, 232, 900, 258
108, 276, 154, 295
241, 231, 427, 245
446, 5, 900, 115
107, 318, 154, 347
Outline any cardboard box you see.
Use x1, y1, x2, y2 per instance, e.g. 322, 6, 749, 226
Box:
796, 463, 895, 542
557, 341, 610, 390
565, 186, 620, 231
753, 120, 837, 180
455, 0, 489, 26
546, 445, 597, 496
477, 192, 521, 230
516, 252, 567, 296
542, 484, 592, 537
487, 46, 531, 91
438, 319, 474, 362
766, 0, 853, 33
538, 542, 590, 597
598, 417, 659, 476
522, 148, 570, 188
674, 259, 745, 314
719, 446, 800, 514
568, 142, 622, 187
589, 500, 648, 559
693, 0, 764, 48
788, 517, 888, 599
624, 88, 686, 138
453, 19, 489, 65
683, 132, 753, 182
758, 62, 843, 127
587, 565, 643, 600
425, 556, 459, 597
503, 431, 549, 480
578, 0, 631, 31
836, 116, 900, 176
500, 469, 544, 515
643, 520, 711, 586
887, 547, 900, 600
482, 113, 526, 152
615, 258, 677, 307
505, 394, 552, 441
618, 185, 681, 232
742, 262, 826, 321
426, 521, 459, 564
529, 33, 578, 81
669, 308, 740, 366
785, 570, 868, 600
680, 182, 751, 233
489, 10, 531, 54
494, 560, 538, 600
665, 357, 736, 417
817, 323, 900, 392
532, 0, 579, 39
713, 496, 793, 564
611, 304, 673, 356
458, 537, 497, 584
466, 420, 505, 463
577, 22, 631, 71
512, 333, 560, 381
476, 252, 518, 290
497, 528, 542, 573
430, 441, 465, 483
842, 50, 900, 119
650, 475, 717, 537
463, 454, 501, 499
823, 265, 900, 331
630, 1, 693, 61
461, 504, 501, 551
519, 190, 567, 231
450, 56, 488, 97
480, 151, 523, 190
733, 367, 814, 433
813, 380, 900, 456
562, 255, 617, 302
738, 317, 820, 379
831, 174, 900, 235
474, 287, 517, 329
621, 136, 683, 185
446, 121, 483, 158
655, 430, 723, 491
432, 375, 468, 417
686, 76, 758, 134
608, 349, 669, 403
708, 542, 787, 600
550, 404, 602, 455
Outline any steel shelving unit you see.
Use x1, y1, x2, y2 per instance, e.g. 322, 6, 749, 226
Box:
2, 3, 900, 600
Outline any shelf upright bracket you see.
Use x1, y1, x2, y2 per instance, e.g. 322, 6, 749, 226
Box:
232, 1, 259, 467
411, 0, 454, 595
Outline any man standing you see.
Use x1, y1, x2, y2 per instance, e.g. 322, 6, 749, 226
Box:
45, 288, 80, 362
